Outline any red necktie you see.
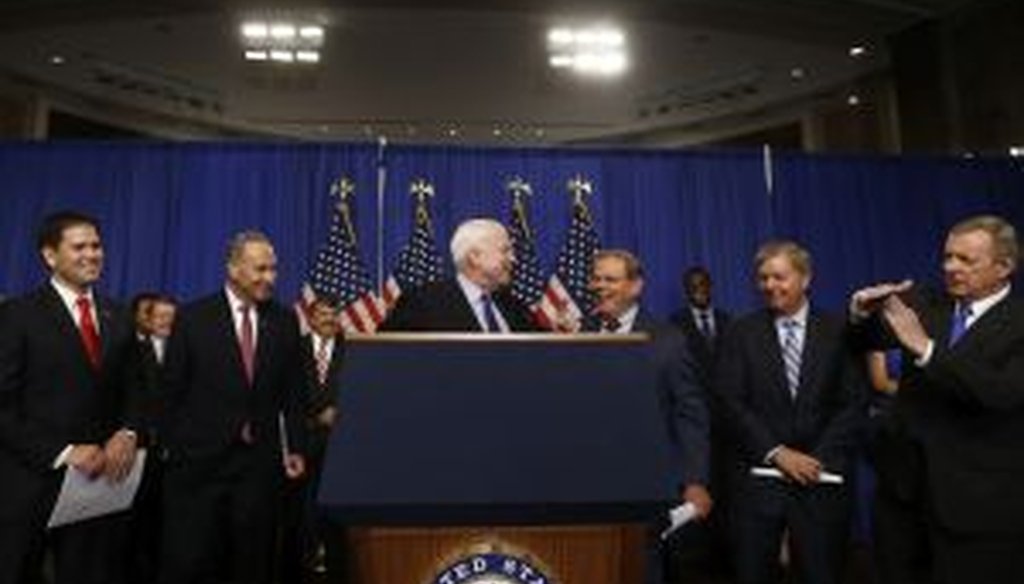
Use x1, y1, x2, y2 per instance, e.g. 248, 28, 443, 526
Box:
239, 305, 255, 385
76, 296, 102, 369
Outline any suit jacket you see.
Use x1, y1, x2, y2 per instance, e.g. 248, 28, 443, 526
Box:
124, 336, 164, 446
299, 333, 344, 421
0, 284, 135, 522
160, 292, 305, 462
583, 309, 710, 487
856, 290, 1024, 535
380, 278, 538, 332
669, 307, 730, 385
716, 308, 866, 479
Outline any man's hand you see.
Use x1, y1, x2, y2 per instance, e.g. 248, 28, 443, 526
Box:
316, 406, 339, 429
284, 453, 306, 480
771, 446, 822, 486
682, 484, 713, 520
850, 280, 914, 319
103, 430, 138, 482
881, 295, 931, 357
67, 444, 106, 479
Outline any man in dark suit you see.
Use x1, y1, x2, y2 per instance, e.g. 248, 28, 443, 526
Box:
124, 292, 176, 583
0, 210, 138, 584
381, 218, 537, 332
159, 230, 306, 584
587, 249, 711, 584
668, 265, 733, 581
717, 240, 865, 584
850, 215, 1024, 584
278, 297, 346, 584
669, 266, 731, 384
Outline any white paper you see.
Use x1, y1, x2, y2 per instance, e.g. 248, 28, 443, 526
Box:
749, 466, 844, 484
47, 448, 147, 528
659, 501, 698, 540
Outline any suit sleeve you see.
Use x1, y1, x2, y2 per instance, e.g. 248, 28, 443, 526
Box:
0, 300, 67, 471
715, 325, 779, 463
281, 313, 308, 456
660, 328, 710, 486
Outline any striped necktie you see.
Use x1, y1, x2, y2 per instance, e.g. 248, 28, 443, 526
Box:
781, 319, 802, 399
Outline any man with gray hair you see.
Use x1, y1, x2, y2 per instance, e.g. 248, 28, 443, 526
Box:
159, 230, 307, 584
381, 218, 537, 332
850, 214, 1024, 584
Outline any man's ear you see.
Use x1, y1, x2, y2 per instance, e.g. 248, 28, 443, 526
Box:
41, 247, 58, 271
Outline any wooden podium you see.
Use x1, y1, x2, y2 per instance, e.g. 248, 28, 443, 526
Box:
318, 334, 675, 584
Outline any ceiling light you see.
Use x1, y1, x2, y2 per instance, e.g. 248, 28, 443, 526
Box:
270, 50, 294, 63
492, 128, 502, 137
849, 45, 867, 58
49, 55, 65, 66
242, 22, 268, 39
790, 67, 805, 80
296, 50, 320, 63
548, 28, 573, 45
546, 24, 628, 77
244, 50, 268, 61
270, 24, 296, 40
847, 94, 861, 106
299, 26, 324, 39
1009, 147, 1024, 158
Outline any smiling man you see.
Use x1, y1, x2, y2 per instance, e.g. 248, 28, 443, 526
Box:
381, 218, 537, 332
0, 210, 137, 584
586, 249, 711, 584
717, 240, 865, 584
159, 230, 306, 584
850, 215, 1024, 584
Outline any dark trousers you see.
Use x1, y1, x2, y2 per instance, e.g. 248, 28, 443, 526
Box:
732, 480, 849, 584
159, 443, 281, 584
0, 511, 128, 584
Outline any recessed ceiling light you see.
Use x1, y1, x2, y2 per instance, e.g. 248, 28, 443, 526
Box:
847, 94, 861, 106
299, 26, 324, 39
244, 50, 268, 61
790, 67, 805, 80
296, 50, 320, 63
270, 24, 296, 40
270, 50, 294, 63
447, 127, 459, 137
492, 128, 502, 137
849, 45, 867, 58
1009, 146, 1024, 158
49, 55, 65, 66
242, 22, 268, 39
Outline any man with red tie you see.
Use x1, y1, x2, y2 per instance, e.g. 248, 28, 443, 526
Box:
159, 230, 306, 584
0, 210, 137, 584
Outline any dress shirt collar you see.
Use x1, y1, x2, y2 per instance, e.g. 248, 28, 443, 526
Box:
50, 276, 96, 328
602, 304, 640, 334
456, 273, 509, 332
224, 285, 259, 341
960, 284, 1011, 326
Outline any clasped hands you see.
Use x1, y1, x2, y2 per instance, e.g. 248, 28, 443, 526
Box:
66, 428, 138, 483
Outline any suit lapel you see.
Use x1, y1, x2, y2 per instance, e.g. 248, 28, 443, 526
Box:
954, 296, 1013, 351
450, 280, 484, 332
216, 295, 251, 387
794, 311, 825, 405
40, 285, 96, 374
756, 311, 792, 402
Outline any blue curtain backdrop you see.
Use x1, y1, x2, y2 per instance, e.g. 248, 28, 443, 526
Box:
1, 141, 1022, 317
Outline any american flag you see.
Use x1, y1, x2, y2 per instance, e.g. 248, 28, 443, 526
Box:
381, 179, 445, 307
506, 177, 553, 329
535, 176, 600, 331
299, 177, 387, 334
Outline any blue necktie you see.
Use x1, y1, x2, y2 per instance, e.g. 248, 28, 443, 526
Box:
481, 294, 501, 333
948, 304, 972, 347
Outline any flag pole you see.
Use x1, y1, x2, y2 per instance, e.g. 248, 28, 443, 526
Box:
375, 135, 388, 291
